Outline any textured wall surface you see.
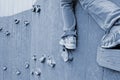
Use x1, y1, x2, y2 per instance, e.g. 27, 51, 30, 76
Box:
0, 0, 36, 16
0, 0, 120, 80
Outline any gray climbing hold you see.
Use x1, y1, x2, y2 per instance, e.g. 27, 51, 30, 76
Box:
36, 5, 41, 13
16, 70, 21, 75
61, 47, 73, 62
14, 19, 20, 24
3, 66, 7, 71
32, 5, 36, 12
47, 56, 56, 68
25, 62, 30, 69
39, 55, 46, 63
32, 55, 37, 61
24, 21, 30, 26
5, 31, 10, 36
34, 69, 41, 77
35, 71, 41, 76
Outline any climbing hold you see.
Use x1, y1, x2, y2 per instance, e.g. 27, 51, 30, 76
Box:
47, 56, 56, 68
32, 5, 41, 13
16, 70, 21, 75
39, 55, 46, 63
61, 47, 73, 62
25, 62, 30, 69
31, 71, 34, 75
5, 31, 10, 36
32, 5, 36, 12
0, 26, 3, 31
34, 69, 41, 77
24, 21, 30, 26
36, 5, 41, 13
3, 66, 7, 71
35, 71, 41, 76
61, 47, 69, 62
32, 55, 37, 61
14, 19, 20, 24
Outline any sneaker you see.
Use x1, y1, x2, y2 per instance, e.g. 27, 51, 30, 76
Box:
101, 25, 120, 48
59, 36, 76, 49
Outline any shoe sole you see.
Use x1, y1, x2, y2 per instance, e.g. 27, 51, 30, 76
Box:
59, 39, 76, 49
65, 44, 76, 49
101, 39, 120, 48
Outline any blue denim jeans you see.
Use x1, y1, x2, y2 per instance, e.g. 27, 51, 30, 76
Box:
60, 0, 120, 38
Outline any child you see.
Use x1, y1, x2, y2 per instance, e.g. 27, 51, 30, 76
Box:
60, 0, 120, 49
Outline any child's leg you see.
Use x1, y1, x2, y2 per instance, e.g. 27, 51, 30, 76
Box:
60, 0, 76, 37
60, 0, 77, 49
79, 0, 120, 48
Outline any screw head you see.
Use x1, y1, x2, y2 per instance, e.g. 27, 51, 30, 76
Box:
3, 66, 7, 71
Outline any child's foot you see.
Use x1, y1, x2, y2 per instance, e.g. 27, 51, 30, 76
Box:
59, 35, 76, 49
101, 25, 120, 48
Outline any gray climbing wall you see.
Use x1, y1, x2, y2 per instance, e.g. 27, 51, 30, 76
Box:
0, 0, 120, 80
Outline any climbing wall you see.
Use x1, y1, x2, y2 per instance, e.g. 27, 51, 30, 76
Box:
0, 10, 32, 80
0, 0, 120, 80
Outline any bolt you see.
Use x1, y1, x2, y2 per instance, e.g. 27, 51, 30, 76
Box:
32, 55, 37, 61
3, 66, 7, 71
14, 19, 20, 24
39, 55, 46, 63
16, 70, 21, 75
25, 63, 30, 69
24, 21, 30, 26
5, 31, 10, 36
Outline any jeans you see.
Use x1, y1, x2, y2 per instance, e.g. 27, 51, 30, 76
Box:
60, 0, 120, 38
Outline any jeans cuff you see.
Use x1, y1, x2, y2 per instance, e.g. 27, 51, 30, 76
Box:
61, 30, 77, 38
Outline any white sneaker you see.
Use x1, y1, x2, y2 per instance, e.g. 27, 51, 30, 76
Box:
59, 36, 76, 49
